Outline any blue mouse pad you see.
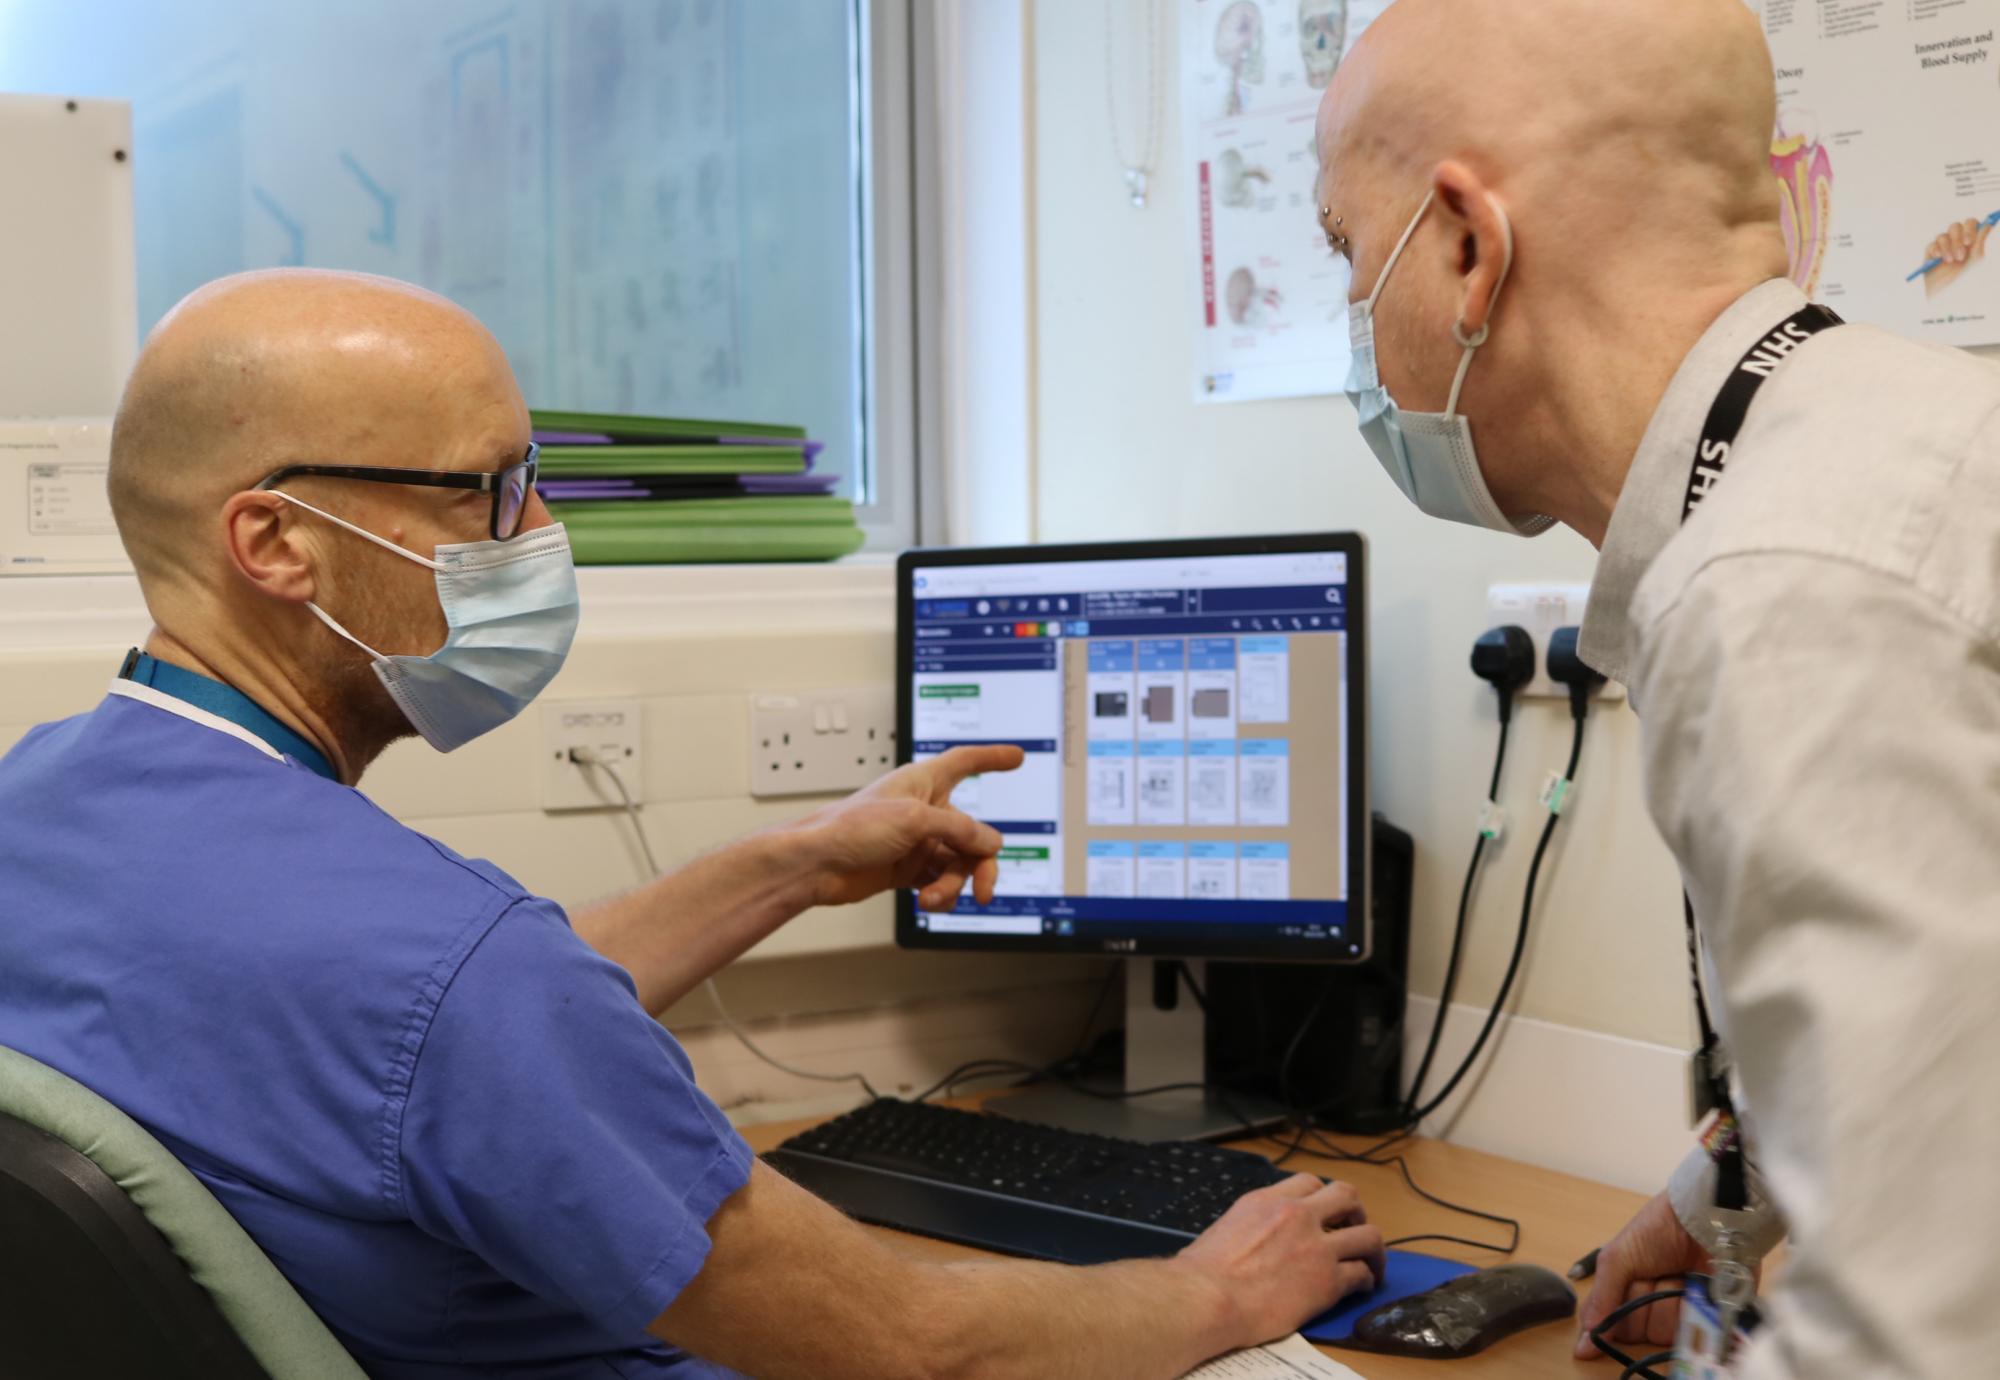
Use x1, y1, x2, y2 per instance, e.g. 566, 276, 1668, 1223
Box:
1300, 1249, 1478, 1343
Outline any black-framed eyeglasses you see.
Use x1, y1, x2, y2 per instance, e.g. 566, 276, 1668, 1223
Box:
254, 442, 540, 541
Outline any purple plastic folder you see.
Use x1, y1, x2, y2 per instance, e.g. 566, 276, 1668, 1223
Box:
742, 471, 836, 493
531, 430, 827, 467
538, 474, 840, 501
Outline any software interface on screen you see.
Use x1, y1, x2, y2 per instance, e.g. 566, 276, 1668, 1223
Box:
908, 549, 1355, 952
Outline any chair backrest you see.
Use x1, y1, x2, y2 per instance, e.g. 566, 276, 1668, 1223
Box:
0, 1046, 368, 1380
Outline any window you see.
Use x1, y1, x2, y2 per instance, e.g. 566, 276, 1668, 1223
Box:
0, 0, 917, 543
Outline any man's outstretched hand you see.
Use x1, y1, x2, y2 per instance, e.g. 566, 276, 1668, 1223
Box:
1575, 1190, 1722, 1359
796, 744, 1026, 909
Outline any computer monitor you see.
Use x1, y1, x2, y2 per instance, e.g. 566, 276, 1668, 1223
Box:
895, 533, 1369, 1139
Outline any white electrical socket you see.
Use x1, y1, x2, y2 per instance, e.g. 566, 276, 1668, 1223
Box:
541, 698, 645, 811
1486, 583, 1626, 702
750, 687, 898, 798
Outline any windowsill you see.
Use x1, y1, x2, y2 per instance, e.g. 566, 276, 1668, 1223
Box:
0, 557, 898, 652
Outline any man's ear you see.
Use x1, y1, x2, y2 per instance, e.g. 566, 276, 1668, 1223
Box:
1430, 160, 1514, 341
220, 491, 317, 604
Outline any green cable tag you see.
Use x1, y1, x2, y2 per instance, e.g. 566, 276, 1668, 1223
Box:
1477, 800, 1506, 841
1539, 771, 1571, 816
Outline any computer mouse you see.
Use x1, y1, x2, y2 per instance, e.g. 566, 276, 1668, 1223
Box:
1338, 1263, 1577, 1359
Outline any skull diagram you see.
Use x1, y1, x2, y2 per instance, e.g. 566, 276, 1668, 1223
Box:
1215, 1, 1265, 117
1225, 267, 1282, 326
1217, 149, 1272, 209
1298, 0, 1348, 89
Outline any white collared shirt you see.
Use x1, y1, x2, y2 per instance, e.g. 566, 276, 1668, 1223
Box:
1583, 278, 2000, 1379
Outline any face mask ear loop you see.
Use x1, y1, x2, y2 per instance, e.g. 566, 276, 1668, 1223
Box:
1443, 193, 1516, 419
301, 599, 389, 665
1443, 335, 1482, 418
265, 490, 447, 572
1365, 189, 1437, 312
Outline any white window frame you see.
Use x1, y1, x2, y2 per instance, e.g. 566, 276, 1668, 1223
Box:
856, 0, 929, 551
881, 0, 1035, 553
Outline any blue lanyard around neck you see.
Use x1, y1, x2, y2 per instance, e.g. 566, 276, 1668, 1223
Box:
118, 650, 339, 782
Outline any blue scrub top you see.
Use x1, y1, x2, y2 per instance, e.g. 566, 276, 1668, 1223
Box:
0, 668, 753, 1378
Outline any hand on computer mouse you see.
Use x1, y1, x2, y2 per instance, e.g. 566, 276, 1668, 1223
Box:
1179, 1173, 1386, 1348
1575, 1190, 1744, 1358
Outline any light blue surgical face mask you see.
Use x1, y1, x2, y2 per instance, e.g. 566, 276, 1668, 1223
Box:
1343, 190, 1552, 536
272, 492, 579, 752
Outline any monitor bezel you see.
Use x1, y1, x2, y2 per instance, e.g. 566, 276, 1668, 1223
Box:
894, 531, 1370, 964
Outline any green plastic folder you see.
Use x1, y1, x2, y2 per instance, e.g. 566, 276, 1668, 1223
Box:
536, 444, 808, 477
530, 408, 808, 442
547, 496, 865, 564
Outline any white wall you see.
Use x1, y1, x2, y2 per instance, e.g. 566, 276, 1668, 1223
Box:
1030, 0, 1695, 1056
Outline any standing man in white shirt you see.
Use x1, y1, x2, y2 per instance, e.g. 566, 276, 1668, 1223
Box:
1313, 0, 2000, 1375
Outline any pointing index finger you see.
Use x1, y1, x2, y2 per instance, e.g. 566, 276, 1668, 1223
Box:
930, 743, 1027, 793
913, 803, 1003, 858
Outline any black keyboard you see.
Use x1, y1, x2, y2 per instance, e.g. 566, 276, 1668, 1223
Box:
765, 1098, 1294, 1266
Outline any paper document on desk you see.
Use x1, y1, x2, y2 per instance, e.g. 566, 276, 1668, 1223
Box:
1182, 1331, 1367, 1378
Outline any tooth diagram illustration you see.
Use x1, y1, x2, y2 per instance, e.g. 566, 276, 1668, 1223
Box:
1771, 116, 1833, 297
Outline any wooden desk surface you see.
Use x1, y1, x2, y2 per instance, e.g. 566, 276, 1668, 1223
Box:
744, 1097, 1647, 1379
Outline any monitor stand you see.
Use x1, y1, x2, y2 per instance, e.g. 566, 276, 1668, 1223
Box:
989, 959, 1290, 1143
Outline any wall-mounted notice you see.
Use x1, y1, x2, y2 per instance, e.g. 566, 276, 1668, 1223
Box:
1751, 0, 2000, 346
0, 421, 128, 576
1181, 0, 1392, 403
1180, 0, 2000, 408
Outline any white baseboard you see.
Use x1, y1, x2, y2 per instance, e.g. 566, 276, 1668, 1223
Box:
678, 977, 1107, 1128
1402, 995, 1694, 1195
688, 981, 1698, 1195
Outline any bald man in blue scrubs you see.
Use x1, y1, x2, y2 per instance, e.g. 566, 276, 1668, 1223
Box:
0, 269, 1384, 1378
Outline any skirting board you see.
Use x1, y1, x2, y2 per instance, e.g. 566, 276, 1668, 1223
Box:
686, 983, 1697, 1196
1401, 994, 1694, 1195
680, 977, 1108, 1129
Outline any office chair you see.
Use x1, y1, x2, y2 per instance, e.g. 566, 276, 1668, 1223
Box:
0, 1045, 367, 1380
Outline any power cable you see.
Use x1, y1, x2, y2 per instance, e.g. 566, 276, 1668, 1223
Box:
1400, 712, 1587, 1127
1404, 624, 1534, 1115
571, 746, 881, 1100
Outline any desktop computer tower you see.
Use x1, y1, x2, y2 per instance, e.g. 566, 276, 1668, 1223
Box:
1204, 814, 1412, 1135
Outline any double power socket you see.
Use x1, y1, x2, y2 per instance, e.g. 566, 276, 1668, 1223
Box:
1487, 583, 1625, 702
539, 687, 902, 813
537, 601, 1602, 815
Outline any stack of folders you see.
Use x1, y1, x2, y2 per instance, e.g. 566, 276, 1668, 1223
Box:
529, 409, 866, 564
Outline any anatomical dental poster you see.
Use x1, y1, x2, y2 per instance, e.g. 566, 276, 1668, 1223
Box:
1750, 0, 2000, 346
1184, 0, 2000, 406
1183, 0, 1393, 403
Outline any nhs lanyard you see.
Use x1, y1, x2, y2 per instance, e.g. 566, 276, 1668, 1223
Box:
1671, 302, 1844, 1373
1678, 302, 1844, 1117
1682, 304, 1844, 521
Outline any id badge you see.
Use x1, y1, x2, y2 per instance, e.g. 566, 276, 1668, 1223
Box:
1673, 1276, 1754, 1378
1687, 1048, 1723, 1125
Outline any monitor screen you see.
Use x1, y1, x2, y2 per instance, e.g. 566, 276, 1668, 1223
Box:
896, 534, 1368, 961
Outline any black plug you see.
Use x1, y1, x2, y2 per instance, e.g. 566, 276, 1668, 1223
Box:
1470, 625, 1536, 725
1546, 626, 1607, 721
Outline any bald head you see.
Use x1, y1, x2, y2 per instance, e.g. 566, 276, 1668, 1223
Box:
1319, 0, 1781, 258
1312, 0, 1791, 544
109, 269, 524, 593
